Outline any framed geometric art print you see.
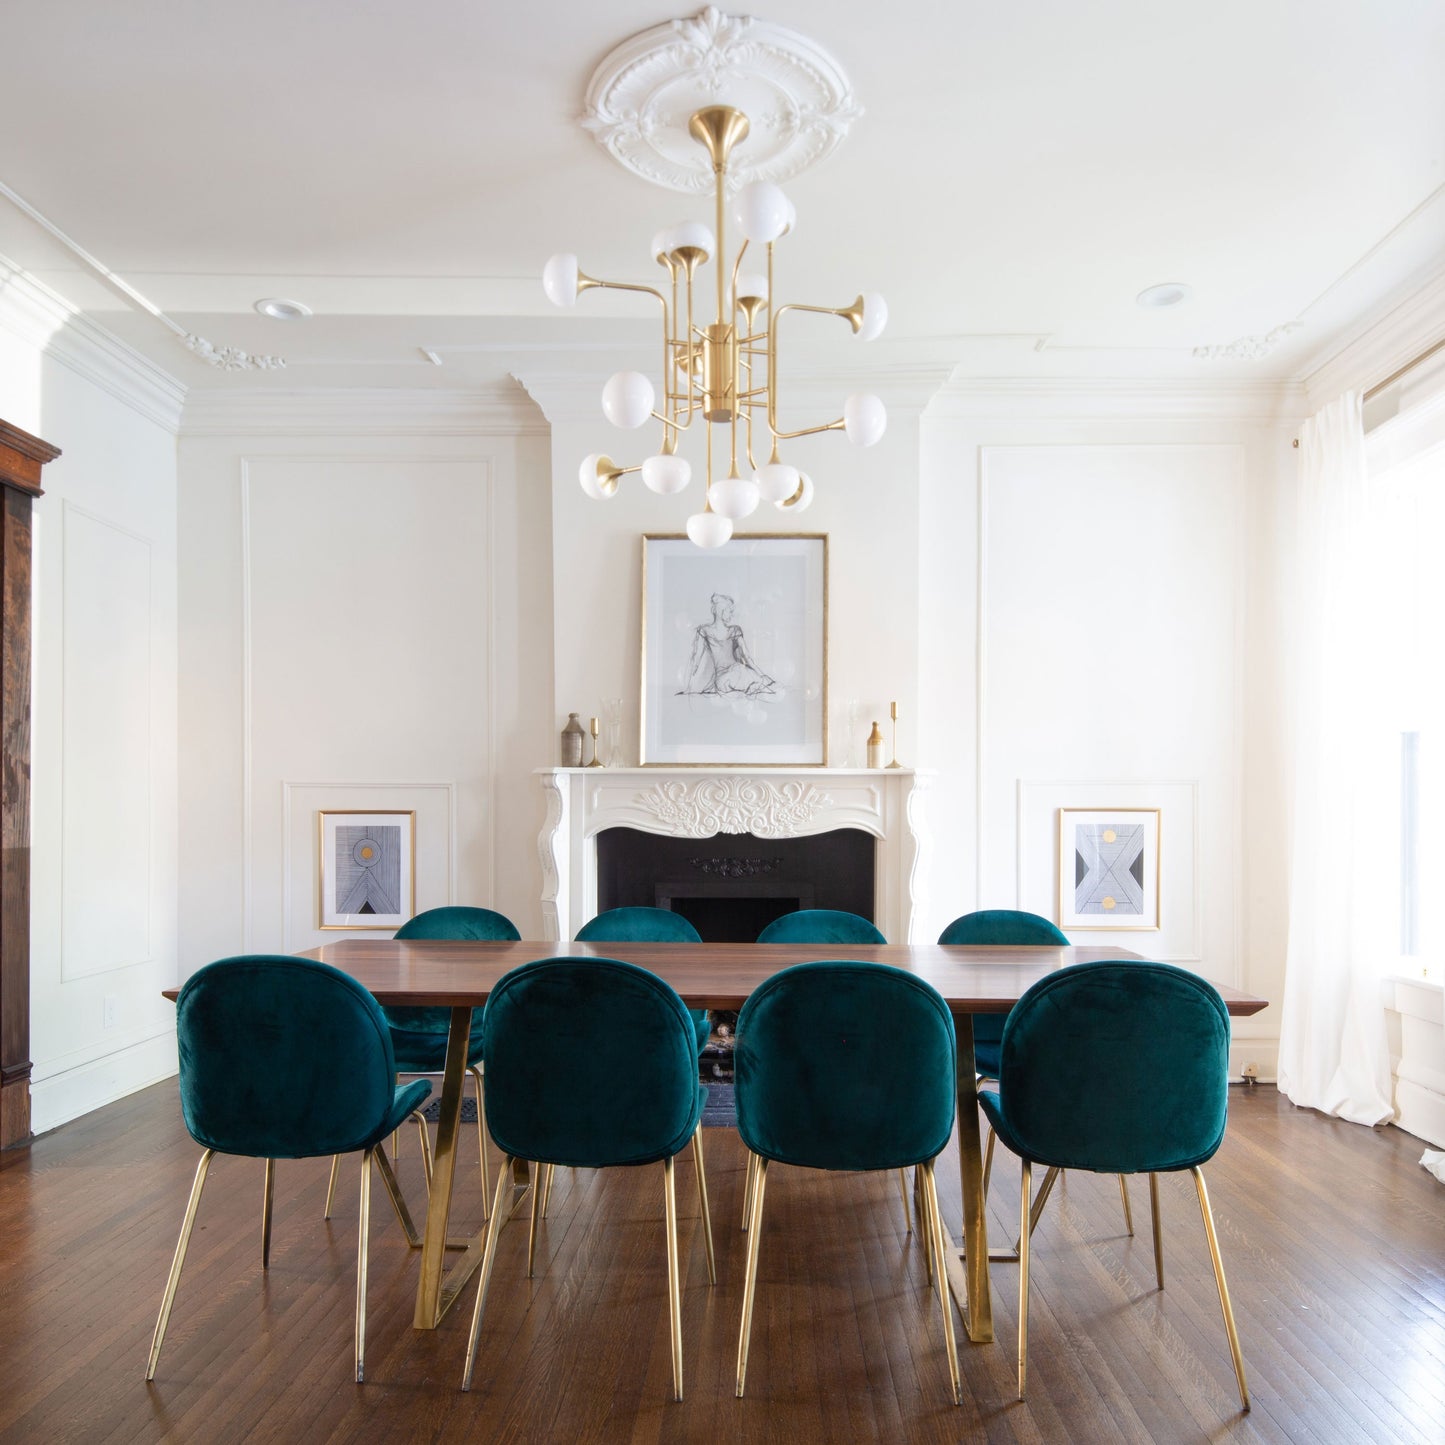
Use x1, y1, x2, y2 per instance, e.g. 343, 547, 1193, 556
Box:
1058, 807, 1160, 930
318, 809, 415, 929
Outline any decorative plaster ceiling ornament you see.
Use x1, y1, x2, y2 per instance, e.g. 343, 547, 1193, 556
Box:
1193, 322, 1301, 362
581, 7, 861, 195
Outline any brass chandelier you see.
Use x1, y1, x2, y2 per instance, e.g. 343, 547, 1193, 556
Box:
542, 104, 887, 547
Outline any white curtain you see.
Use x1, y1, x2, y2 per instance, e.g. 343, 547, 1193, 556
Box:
1277, 390, 1395, 1125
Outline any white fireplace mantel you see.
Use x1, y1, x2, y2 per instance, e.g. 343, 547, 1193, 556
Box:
536, 767, 931, 943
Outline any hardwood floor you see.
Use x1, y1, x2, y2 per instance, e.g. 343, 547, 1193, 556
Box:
0, 1084, 1441, 1444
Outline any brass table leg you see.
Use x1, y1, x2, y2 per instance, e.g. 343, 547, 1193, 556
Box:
414, 1007, 488, 1327
942, 1013, 994, 1343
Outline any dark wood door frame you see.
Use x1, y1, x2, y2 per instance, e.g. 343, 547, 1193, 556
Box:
0, 421, 57, 1150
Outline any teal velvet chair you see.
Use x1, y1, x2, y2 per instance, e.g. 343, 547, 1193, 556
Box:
938, 908, 1132, 1239
756, 908, 886, 946
324, 905, 522, 1222
576, 907, 712, 1053
460, 957, 715, 1402
750, 908, 907, 1231
732, 961, 961, 1405
148, 956, 433, 1384
978, 961, 1249, 1410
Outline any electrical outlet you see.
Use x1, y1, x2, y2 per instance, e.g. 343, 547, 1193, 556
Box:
103, 994, 118, 1031
1241, 1061, 1259, 1086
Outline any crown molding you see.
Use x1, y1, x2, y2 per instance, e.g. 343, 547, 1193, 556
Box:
179, 385, 549, 437
0, 255, 187, 433
1301, 261, 1445, 413
924, 376, 1307, 423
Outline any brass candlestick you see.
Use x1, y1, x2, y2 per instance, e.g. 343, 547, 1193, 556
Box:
586, 716, 604, 767
886, 700, 902, 768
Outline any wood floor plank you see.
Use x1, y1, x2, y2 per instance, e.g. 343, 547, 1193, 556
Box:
1, 1084, 1443, 1444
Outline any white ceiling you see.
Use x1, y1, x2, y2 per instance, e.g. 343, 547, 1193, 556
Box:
1, 0, 1442, 393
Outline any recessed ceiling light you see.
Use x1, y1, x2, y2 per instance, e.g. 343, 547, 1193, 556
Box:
253, 297, 312, 321
1136, 282, 1192, 309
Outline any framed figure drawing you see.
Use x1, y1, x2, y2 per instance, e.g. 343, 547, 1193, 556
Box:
1059, 807, 1160, 930
318, 809, 415, 929
641, 533, 827, 765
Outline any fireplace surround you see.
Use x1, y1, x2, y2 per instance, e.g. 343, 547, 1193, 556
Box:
537, 767, 929, 944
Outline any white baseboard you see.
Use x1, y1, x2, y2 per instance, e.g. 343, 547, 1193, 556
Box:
1228, 1037, 1279, 1085
30, 1030, 178, 1136
1394, 1079, 1445, 1149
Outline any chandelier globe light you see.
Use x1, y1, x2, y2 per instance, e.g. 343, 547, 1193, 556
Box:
542, 100, 886, 548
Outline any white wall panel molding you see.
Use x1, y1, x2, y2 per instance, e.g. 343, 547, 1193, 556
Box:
977, 443, 1245, 989
241, 455, 495, 952
0, 253, 186, 432
928, 377, 1305, 422
182, 385, 546, 437
59, 501, 155, 980
281, 781, 458, 952
1303, 261, 1445, 412
30, 1029, 178, 1136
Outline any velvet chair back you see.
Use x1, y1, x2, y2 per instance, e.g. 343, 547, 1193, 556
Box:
991, 961, 1230, 1173
482, 957, 706, 1168
176, 956, 417, 1159
735, 961, 956, 1171
937, 910, 1068, 1072
755, 909, 886, 945
385, 905, 521, 1065
576, 907, 702, 943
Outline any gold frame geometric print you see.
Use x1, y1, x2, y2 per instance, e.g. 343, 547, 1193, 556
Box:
1058, 807, 1160, 930
318, 809, 415, 930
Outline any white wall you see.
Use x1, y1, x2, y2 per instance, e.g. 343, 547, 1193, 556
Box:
176, 391, 554, 973
917, 387, 1299, 1079
1, 260, 185, 1132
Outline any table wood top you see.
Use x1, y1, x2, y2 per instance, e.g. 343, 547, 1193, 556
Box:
196, 938, 1269, 1017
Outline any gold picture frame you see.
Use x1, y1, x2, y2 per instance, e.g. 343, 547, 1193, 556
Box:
1058, 807, 1161, 931
640, 532, 828, 766
318, 809, 416, 930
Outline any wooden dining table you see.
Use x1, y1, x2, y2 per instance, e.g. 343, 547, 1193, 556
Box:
282, 936, 1268, 1346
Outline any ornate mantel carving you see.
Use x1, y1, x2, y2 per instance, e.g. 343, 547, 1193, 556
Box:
537, 767, 928, 945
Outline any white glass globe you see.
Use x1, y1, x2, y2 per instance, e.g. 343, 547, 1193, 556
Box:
601, 371, 654, 429
843, 393, 887, 447
734, 182, 791, 244
650, 228, 674, 263
687, 510, 732, 548
775, 470, 814, 512
578, 453, 617, 501
542, 253, 579, 308
753, 460, 800, 503
669, 221, 715, 260
641, 452, 692, 494
856, 292, 888, 341
708, 475, 761, 520
735, 270, 769, 305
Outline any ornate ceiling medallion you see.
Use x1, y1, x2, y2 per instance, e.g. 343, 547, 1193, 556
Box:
581, 7, 861, 195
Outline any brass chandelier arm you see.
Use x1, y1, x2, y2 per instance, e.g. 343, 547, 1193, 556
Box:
766, 301, 852, 441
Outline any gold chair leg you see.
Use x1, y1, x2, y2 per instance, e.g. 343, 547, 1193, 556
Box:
692, 1124, 717, 1286
896, 1167, 913, 1233
1119, 1174, 1134, 1236
412, 1113, 434, 1192
469, 1064, 490, 1221
1015, 1164, 1060, 1250
541, 1163, 555, 1219
1149, 1172, 1164, 1288
1018, 1159, 1032, 1402
735, 1154, 769, 1397
355, 1147, 373, 1383
261, 1158, 275, 1268
982, 1126, 996, 1201
664, 1155, 683, 1402
527, 1158, 545, 1278
923, 1160, 962, 1406
146, 1148, 215, 1380
461, 1156, 517, 1391
1192, 1166, 1250, 1412
741, 1150, 757, 1232
372, 1141, 422, 1248
324, 1155, 341, 1219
